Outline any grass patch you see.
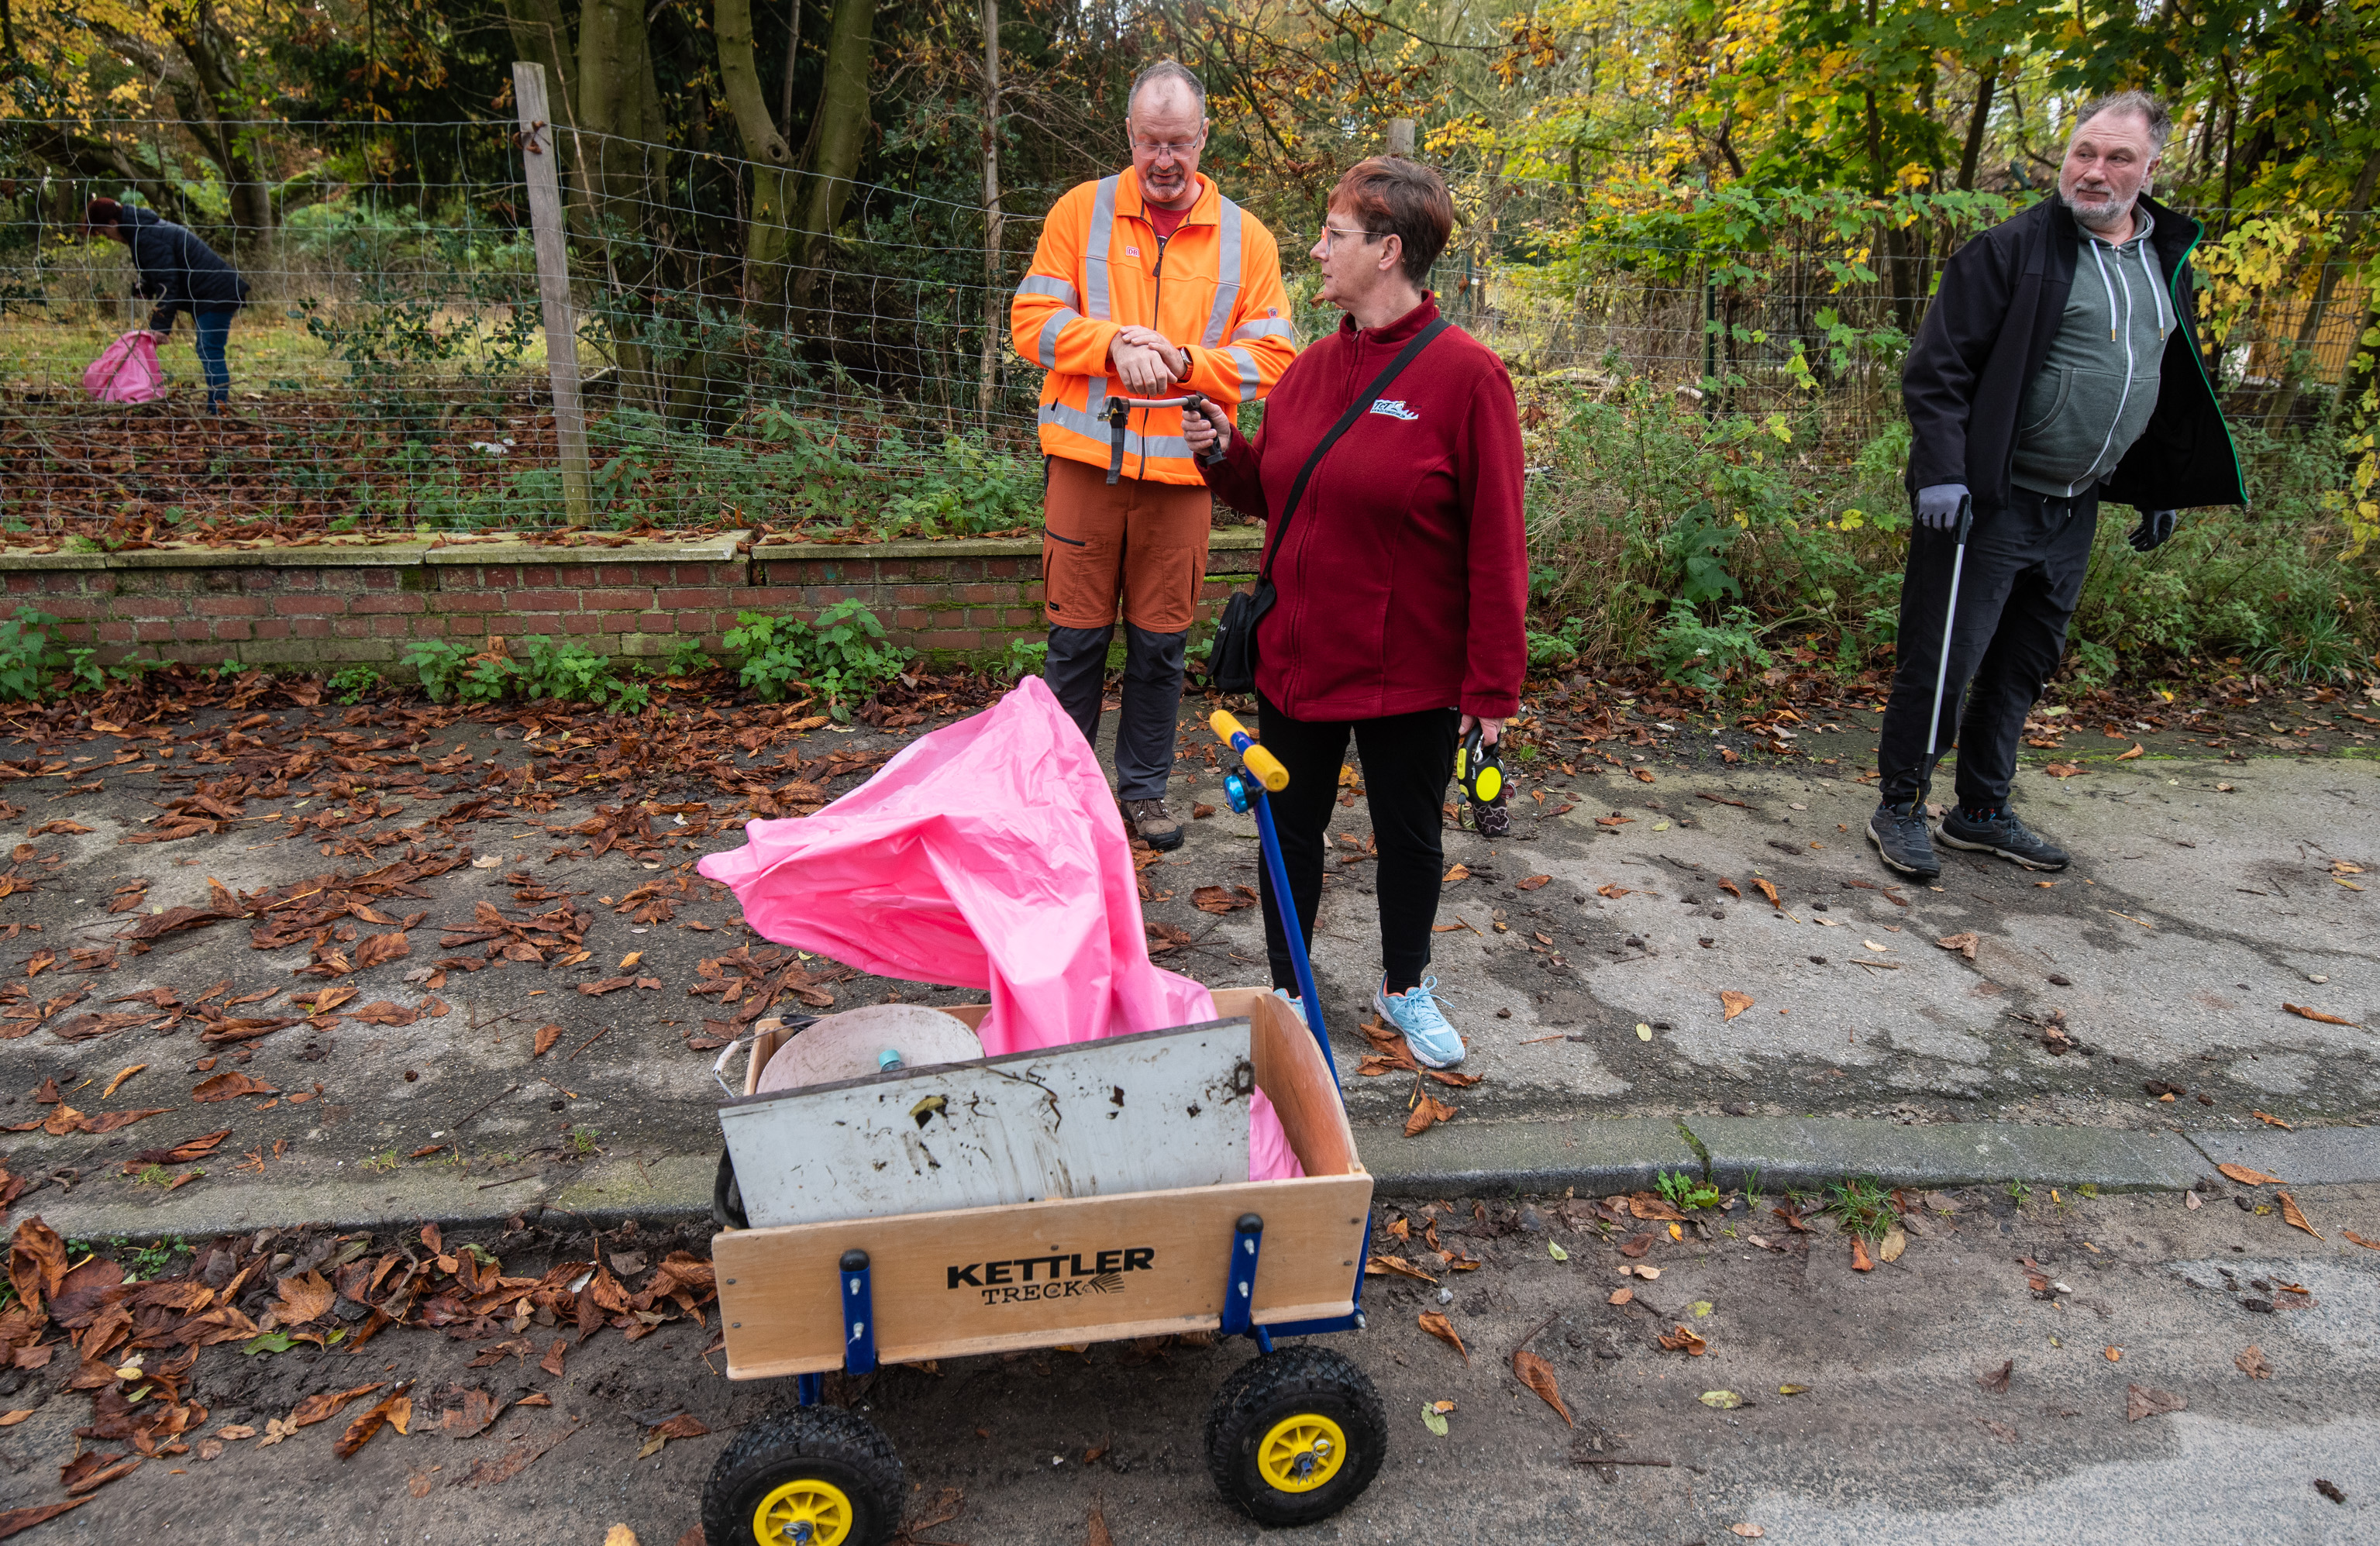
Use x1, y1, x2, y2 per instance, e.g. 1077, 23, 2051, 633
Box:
1826, 1176, 1896, 1241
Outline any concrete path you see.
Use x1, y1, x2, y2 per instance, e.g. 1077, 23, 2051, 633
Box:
0, 690, 2371, 1246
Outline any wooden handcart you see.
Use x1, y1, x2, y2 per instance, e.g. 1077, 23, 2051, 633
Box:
698, 716, 1382, 1545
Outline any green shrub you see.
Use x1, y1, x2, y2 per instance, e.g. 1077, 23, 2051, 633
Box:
725, 601, 913, 718
0, 608, 60, 701
406, 636, 649, 711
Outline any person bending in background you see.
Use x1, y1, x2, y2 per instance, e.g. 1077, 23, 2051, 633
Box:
1184, 157, 1525, 1069
1870, 91, 2244, 881
84, 197, 252, 413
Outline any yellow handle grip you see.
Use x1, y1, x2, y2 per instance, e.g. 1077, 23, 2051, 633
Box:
1207, 710, 1289, 792
1239, 743, 1290, 793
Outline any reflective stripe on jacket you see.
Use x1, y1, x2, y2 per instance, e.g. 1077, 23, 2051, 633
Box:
1011, 169, 1296, 487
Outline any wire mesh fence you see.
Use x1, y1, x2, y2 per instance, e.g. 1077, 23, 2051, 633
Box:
3, 117, 2370, 544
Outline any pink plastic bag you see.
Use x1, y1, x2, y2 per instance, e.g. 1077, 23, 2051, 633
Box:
82, 331, 165, 405
699, 676, 1301, 1179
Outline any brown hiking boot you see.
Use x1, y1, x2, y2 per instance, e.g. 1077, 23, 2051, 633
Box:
1123, 797, 1184, 852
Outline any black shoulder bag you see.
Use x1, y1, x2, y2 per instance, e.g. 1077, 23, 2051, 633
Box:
1208, 318, 1449, 695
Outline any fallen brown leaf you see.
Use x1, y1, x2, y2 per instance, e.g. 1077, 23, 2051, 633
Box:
2116, 742, 2144, 760
1656, 1324, 1707, 1355
99, 1064, 146, 1100
1404, 1096, 1457, 1138
1515, 875, 1552, 890
2126, 1383, 2186, 1422
0, 1501, 88, 1537
1607, 1288, 1633, 1305
442, 1388, 508, 1439
1364, 1255, 1438, 1284
1720, 990, 1755, 1021
2251, 1110, 2293, 1130
336, 1386, 414, 1458
1751, 878, 1780, 907
2216, 1162, 2279, 1186
2235, 1345, 2271, 1380
1190, 886, 1254, 914
2283, 1003, 2361, 1027
191, 1070, 277, 1102
1934, 931, 1980, 961
2344, 1231, 2380, 1251
1512, 1348, 1573, 1425
1979, 1358, 2012, 1394
290, 1382, 384, 1429
2276, 1191, 2323, 1241
1850, 1237, 1875, 1272
1417, 1311, 1469, 1362
532, 1024, 563, 1058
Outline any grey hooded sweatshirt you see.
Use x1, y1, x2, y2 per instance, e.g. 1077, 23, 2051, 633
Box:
2009, 209, 2173, 498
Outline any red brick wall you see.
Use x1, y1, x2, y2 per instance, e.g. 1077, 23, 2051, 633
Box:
0, 535, 1260, 673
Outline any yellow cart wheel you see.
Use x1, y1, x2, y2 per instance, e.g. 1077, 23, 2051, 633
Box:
702, 1403, 902, 1546
1206, 1347, 1387, 1526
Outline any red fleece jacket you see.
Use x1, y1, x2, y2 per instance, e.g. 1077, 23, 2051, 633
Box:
1204, 294, 1527, 722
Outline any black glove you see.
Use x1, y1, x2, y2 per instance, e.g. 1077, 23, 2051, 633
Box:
1914, 483, 1970, 532
2128, 509, 2177, 553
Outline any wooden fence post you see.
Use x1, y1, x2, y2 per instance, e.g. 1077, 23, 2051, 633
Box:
512, 60, 594, 527
977, 0, 1004, 418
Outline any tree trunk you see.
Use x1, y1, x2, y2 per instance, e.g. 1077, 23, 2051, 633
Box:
715, 0, 801, 329
2262, 146, 2380, 434
165, 0, 274, 252
574, 0, 673, 415
1956, 61, 1998, 192
789, 0, 879, 323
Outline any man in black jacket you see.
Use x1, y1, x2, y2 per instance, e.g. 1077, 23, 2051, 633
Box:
1869, 91, 2244, 881
85, 198, 251, 411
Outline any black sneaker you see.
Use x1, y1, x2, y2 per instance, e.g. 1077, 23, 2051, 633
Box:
1866, 802, 1941, 880
1937, 807, 2070, 871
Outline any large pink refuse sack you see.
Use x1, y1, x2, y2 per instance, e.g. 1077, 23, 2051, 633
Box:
698, 675, 1301, 1180
82, 330, 165, 405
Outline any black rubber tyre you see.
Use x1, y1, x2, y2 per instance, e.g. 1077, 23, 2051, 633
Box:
701, 1401, 904, 1546
712, 1148, 749, 1231
1204, 1346, 1388, 1527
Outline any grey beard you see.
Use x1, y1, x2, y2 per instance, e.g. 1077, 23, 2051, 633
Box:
2061, 188, 2134, 232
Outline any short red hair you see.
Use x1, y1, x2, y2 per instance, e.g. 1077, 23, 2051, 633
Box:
1328, 157, 1453, 286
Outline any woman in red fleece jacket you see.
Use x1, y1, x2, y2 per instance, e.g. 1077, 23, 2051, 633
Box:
1184, 155, 1526, 1070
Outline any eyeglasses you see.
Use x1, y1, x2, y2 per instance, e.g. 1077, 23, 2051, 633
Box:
1131, 137, 1203, 160
1318, 225, 1382, 251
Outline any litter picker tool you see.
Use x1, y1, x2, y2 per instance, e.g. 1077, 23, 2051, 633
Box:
1208, 710, 1336, 1082
1914, 492, 1975, 810
1106, 392, 1224, 484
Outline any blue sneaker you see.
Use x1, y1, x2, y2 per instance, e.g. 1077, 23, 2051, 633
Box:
1373, 976, 1465, 1069
1272, 986, 1311, 1031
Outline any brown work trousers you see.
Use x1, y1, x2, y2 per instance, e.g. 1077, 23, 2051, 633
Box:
1038, 455, 1214, 632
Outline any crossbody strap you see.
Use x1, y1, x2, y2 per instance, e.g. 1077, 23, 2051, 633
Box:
1258, 318, 1452, 586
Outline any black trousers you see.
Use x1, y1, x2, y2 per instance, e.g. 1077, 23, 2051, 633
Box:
1253, 691, 1459, 995
1044, 624, 1185, 803
1876, 487, 2098, 810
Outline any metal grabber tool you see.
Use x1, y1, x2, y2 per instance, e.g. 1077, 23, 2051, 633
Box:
1913, 492, 1976, 812
1207, 710, 1337, 1082
1106, 391, 1228, 484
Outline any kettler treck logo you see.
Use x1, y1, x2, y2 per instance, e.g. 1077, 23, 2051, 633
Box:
1369, 398, 1420, 420
947, 1247, 1154, 1307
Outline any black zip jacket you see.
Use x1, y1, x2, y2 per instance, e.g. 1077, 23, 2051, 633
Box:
122, 208, 250, 330
1903, 193, 2244, 512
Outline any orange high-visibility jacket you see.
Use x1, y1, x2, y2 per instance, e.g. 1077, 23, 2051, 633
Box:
1011, 169, 1297, 487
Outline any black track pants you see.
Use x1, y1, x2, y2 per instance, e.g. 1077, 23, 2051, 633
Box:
1876, 487, 2098, 811
1252, 692, 1459, 995
1044, 623, 1186, 803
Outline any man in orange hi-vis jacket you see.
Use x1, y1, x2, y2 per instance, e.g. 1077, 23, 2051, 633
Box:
1012, 58, 1295, 851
